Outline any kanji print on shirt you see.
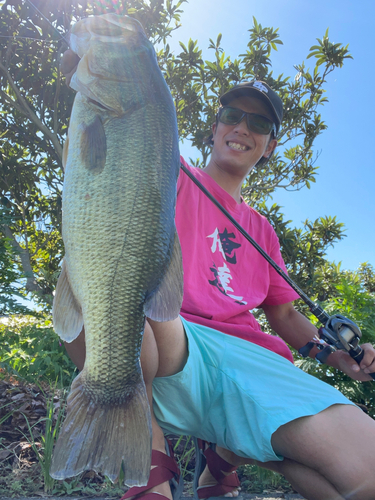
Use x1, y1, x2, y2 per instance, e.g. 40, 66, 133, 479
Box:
207, 227, 247, 305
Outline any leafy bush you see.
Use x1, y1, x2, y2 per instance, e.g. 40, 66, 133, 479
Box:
0, 316, 76, 386
296, 271, 375, 417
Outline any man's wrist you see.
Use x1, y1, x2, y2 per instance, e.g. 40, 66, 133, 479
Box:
323, 349, 347, 370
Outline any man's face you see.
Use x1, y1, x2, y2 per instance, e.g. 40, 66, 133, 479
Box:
210, 96, 277, 177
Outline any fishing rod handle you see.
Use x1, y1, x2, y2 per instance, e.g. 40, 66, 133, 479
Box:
349, 346, 375, 380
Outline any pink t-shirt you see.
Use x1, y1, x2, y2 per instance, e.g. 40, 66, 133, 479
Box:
176, 158, 300, 363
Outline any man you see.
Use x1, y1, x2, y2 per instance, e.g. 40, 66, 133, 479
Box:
61, 51, 375, 500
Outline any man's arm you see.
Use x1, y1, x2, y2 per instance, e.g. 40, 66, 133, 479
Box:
262, 302, 375, 382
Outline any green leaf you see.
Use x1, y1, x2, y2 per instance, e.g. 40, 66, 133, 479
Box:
179, 41, 187, 52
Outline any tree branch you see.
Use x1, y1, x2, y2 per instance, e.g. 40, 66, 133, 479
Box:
0, 89, 25, 115
1, 224, 50, 301
0, 61, 63, 160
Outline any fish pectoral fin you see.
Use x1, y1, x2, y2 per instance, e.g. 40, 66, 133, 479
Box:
50, 370, 152, 487
52, 259, 84, 342
80, 115, 107, 174
144, 229, 183, 322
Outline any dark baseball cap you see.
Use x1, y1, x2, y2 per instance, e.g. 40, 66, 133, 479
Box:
220, 81, 283, 134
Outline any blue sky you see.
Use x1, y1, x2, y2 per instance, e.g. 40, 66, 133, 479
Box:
169, 0, 375, 272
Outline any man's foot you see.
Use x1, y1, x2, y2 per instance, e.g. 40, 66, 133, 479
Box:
121, 439, 183, 500
194, 439, 241, 499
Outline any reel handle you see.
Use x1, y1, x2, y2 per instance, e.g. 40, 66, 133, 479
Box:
349, 346, 375, 380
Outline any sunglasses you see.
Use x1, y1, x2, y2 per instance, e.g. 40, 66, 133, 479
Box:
218, 106, 276, 136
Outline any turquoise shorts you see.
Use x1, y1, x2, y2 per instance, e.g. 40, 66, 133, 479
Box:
152, 316, 355, 463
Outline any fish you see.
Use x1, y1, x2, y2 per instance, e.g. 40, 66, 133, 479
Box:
50, 13, 183, 487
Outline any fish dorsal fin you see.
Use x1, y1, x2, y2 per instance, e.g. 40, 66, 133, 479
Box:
144, 229, 183, 322
53, 259, 84, 342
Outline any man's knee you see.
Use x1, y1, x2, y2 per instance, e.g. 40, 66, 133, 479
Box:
272, 404, 375, 497
64, 327, 86, 371
140, 321, 160, 384
148, 317, 188, 377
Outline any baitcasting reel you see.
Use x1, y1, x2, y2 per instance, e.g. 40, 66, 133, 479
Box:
299, 314, 364, 362
298, 314, 375, 379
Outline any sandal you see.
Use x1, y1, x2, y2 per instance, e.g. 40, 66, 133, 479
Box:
193, 438, 240, 500
120, 438, 184, 500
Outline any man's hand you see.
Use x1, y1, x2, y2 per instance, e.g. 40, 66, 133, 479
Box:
262, 302, 375, 382
331, 344, 375, 382
60, 49, 80, 86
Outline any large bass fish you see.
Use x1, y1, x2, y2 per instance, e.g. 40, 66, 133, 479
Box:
50, 14, 183, 487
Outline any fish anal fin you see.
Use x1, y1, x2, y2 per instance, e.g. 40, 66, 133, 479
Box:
144, 230, 183, 322
50, 371, 152, 487
52, 259, 83, 342
80, 115, 107, 174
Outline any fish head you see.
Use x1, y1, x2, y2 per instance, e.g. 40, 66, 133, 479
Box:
69, 14, 146, 58
69, 14, 160, 115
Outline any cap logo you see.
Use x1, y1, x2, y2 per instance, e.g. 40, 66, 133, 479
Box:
253, 81, 268, 93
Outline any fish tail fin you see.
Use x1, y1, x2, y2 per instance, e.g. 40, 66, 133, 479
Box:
50, 371, 152, 486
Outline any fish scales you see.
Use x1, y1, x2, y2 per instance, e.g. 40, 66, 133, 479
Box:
64, 107, 171, 394
51, 14, 183, 487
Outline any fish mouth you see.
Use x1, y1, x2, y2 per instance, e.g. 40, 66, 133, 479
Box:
70, 14, 146, 43
87, 97, 112, 111
86, 15, 145, 39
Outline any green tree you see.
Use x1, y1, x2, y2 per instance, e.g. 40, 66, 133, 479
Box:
298, 271, 375, 417
252, 203, 348, 334
0, 0, 354, 313
0, 205, 34, 313
257, 202, 347, 300
356, 262, 375, 294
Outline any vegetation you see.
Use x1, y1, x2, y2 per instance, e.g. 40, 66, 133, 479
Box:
301, 265, 375, 417
0, 0, 374, 496
0, 369, 128, 497
0, 338, 293, 497
0, 315, 76, 384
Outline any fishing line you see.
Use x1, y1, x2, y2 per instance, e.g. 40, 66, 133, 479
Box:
180, 164, 327, 318
23, 0, 70, 45
180, 162, 375, 377
0, 35, 52, 42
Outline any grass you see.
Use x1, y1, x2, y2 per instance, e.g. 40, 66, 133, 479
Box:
239, 464, 293, 495
20, 381, 67, 493
173, 435, 195, 480
0, 401, 23, 426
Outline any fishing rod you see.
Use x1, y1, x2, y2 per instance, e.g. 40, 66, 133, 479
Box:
181, 163, 375, 379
